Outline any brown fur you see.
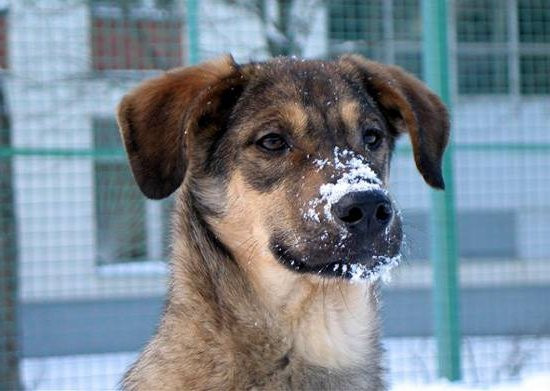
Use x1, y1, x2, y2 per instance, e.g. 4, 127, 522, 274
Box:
116, 54, 450, 390
339, 55, 450, 189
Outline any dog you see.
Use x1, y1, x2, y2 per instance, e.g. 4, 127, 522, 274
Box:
116, 54, 449, 390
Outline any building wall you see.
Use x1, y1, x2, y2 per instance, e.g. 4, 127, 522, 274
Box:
5, 1, 549, 302
7, 2, 165, 302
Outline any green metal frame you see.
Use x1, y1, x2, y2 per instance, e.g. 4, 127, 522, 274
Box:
422, 0, 462, 381
2, 143, 548, 159
186, 0, 200, 65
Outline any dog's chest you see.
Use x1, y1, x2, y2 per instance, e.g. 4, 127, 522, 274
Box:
247, 355, 379, 391
287, 282, 379, 367
241, 283, 381, 389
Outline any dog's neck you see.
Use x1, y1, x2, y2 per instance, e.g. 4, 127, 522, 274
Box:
171, 192, 381, 369
125, 192, 383, 389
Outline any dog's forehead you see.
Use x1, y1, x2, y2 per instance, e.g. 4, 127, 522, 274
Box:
246, 59, 361, 102
237, 59, 382, 138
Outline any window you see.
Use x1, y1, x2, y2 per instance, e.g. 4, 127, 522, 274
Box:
455, 0, 550, 94
329, 2, 385, 59
328, 0, 550, 95
328, 0, 422, 78
518, 0, 550, 94
93, 118, 172, 265
90, 0, 183, 71
94, 118, 146, 264
456, 0, 511, 94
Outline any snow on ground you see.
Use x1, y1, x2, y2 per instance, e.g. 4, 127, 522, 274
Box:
22, 351, 137, 391
385, 336, 550, 386
393, 374, 550, 391
21, 337, 550, 390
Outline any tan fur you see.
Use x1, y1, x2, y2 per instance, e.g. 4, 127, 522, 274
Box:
123, 177, 382, 390
278, 102, 309, 135
214, 172, 378, 369
340, 100, 360, 132
117, 54, 450, 390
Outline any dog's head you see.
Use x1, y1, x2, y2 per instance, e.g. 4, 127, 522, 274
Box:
117, 55, 449, 282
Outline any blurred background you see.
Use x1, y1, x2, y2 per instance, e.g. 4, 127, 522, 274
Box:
0, 0, 549, 389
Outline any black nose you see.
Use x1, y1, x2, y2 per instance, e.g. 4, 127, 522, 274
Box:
332, 191, 393, 234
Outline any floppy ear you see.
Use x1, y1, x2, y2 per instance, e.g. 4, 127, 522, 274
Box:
116, 55, 243, 199
339, 54, 450, 189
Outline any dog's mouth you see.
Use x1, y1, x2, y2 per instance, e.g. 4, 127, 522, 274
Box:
270, 228, 402, 283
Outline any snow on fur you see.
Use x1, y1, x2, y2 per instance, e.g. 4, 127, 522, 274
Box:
349, 254, 401, 283
306, 146, 383, 222
300, 147, 400, 283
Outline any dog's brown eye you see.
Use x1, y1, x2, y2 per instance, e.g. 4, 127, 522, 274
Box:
364, 128, 383, 151
256, 133, 290, 152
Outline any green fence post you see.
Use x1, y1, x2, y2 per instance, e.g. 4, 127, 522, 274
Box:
421, 0, 461, 381
186, 0, 200, 65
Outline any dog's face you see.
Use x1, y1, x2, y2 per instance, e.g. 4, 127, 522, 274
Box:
117, 55, 449, 283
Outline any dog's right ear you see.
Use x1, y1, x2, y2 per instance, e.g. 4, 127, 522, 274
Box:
339, 54, 450, 190
116, 55, 243, 199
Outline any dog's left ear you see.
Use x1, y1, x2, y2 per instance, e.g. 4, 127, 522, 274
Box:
339, 54, 450, 189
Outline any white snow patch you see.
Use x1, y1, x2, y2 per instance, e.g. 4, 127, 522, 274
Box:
306, 147, 383, 222
348, 254, 401, 283
304, 207, 321, 223
391, 374, 550, 391
22, 351, 137, 391
313, 157, 329, 170
386, 336, 550, 388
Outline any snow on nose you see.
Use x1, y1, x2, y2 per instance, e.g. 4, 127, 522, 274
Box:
304, 147, 383, 223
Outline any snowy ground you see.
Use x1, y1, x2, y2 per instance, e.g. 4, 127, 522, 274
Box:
21, 336, 550, 390
393, 375, 550, 391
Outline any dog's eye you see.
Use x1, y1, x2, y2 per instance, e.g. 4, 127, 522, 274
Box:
256, 133, 290, 152
363, 128, 383, 151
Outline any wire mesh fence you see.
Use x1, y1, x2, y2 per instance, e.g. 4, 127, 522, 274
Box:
0, 0, 549, 389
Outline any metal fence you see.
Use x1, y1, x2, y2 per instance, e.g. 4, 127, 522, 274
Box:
1, 0, 549, 389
